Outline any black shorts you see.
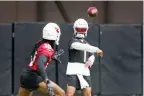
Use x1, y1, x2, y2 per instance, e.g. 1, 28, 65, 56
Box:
67, 75, 92, 90
20, 68, 43, 91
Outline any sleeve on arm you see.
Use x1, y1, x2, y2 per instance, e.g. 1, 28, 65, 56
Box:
36, 54, 48, 80
71, 42, 99, 53
88, 55, 95, 64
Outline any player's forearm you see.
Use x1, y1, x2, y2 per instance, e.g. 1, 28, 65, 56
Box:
37, 55, 48, 80
88, 55, 95, 64
37, 63, 48, 80
71, 42, 99, 53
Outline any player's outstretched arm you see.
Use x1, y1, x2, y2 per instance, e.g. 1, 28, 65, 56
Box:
71, 42, 103, 57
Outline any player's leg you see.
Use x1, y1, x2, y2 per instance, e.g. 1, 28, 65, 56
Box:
66, 84, 76, 96
66, 75, 81, 96
20, 69, 65, 95
81, 76, 92, 96
82, 88, 92, 96
18, 70, 34, 96
37, 80, 65, 96
17, 87, 33, 96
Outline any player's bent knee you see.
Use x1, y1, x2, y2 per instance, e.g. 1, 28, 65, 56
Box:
66, 85, 76, 96
59, 90, 65, 96
66, 93, 74, 96
83, 92, 91, 96
55, 89, 65, 96
66, 91, 75, 96
18, 87, 31, 96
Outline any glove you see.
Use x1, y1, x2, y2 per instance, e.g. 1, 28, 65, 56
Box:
52, 49, 64, 63
46, 81, 54, 96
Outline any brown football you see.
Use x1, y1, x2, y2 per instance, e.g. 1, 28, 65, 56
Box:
87, 6, 98, 17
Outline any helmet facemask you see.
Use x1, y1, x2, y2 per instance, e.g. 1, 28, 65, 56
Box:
74, 27, 88, 38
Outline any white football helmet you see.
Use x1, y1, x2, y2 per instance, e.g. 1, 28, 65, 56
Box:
42, 22, 61, 45
73, 18, 89, 38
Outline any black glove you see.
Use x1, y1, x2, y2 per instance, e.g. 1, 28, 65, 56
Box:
46, 81, 54, 96
52, 49, 64, 63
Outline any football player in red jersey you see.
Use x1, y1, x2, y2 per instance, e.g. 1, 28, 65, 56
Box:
18, 23, 65, 96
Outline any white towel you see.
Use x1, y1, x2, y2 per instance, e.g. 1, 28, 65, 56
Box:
77, 74, 89, 89
66, 62, 90, 76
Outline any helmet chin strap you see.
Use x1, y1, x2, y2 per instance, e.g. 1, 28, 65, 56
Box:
75, 33, 86, 39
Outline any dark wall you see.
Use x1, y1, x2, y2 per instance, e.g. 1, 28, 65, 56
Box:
0, 1, 142, 24
100, 24, 142, 95
0, 23, 142, 96
0, 24, 12, 95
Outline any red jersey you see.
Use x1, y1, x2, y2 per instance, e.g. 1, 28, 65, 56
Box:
28, 41, 54, 70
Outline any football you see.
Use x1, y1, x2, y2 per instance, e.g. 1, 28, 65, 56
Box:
87, 6, 98, 18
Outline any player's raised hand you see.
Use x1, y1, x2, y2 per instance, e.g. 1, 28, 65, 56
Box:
96, 49, 103, 57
